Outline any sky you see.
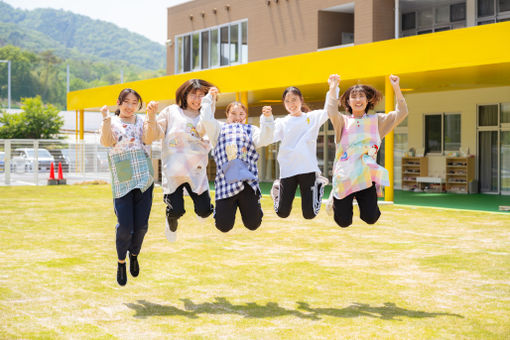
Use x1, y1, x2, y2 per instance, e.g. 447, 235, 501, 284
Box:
2, 0, 192, 45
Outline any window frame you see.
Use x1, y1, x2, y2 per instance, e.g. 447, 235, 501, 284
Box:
423, 112, 462, 155
174, 19, 248, 74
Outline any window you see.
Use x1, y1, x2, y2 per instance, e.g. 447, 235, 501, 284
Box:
175, 19, 248, 74
425, 113, 461, 154
501, 103, 510, 124
478, 104, 498, 126
401, 2, 467, 36
477, 0, 510, 23
402, 12, 416, 30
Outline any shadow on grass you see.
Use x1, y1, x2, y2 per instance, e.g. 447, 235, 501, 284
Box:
125, 298, 463, 321
297, 302, 464, 321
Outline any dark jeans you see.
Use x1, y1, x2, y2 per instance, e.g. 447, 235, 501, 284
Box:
333, 183, 381, 228
163, 183, 213, 222
275, 172, 318, 219
114, 184, 154, 260
214, 184, 263, 233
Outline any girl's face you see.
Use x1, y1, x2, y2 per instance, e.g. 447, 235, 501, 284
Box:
348, 91, 368, 116
186, 89, 205, 111
118, 93, 140, 118
283, 92, 303, 115
226, 105, 247, 124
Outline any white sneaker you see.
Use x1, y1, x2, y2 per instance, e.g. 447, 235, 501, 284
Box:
164, 219, 177, 242
271, 179, 280, 211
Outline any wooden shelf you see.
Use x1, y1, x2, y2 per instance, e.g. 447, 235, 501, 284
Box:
445, 156, 475, 194
401, 157, 428, 191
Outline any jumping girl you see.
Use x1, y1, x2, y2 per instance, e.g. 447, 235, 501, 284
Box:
270, 81, 332, 220
157, 79, 215, 241
100, 88, 160, 286
327, 74, 408, 228
200, 87, 275, 232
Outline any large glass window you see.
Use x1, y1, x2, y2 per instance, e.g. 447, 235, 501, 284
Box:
175, 19, 248, 73
241, 21, 248, 64
479, 104, 498, 126
210, 29, 219, 67
478, 0, 495, 17
425, 113, 461, 154
425, 115, 442, 153
201, 31, 209, 69
402, 2, 466, 36
444, 114, 461, 150
220, 26, 229, 66
183, 35, 191, 72
230, 23, 239, 64
501, 131, 510, 194
192, 32, 200, 70
501, 0, 510, 12
501, 103, 510, 124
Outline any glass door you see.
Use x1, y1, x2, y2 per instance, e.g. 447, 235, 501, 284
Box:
478, 130, 498, 193
501, 131, 510, 195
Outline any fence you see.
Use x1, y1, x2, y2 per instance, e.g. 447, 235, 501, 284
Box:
0, 139, 113, 186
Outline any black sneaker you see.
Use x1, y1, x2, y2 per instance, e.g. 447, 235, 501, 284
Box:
129, 253, 139, 277
167, 216, 178, 232
117, 262, 127, 286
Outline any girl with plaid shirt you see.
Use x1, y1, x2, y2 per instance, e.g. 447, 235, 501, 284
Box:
100, 88, 161, 286
199, 87, 275, 232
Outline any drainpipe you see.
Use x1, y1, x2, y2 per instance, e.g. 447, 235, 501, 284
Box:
395, 0, 399, 39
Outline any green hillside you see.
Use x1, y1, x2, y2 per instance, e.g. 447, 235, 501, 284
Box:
0, 1, 165, 70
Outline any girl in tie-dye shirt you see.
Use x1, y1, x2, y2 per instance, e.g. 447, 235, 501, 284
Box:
326, 74, 408, 228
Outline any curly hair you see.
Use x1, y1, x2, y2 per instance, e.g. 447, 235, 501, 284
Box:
340, 85, 382, 114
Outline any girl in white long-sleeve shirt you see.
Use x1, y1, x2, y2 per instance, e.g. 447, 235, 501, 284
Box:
200, 87, 275, 232
270, 84, 331, 220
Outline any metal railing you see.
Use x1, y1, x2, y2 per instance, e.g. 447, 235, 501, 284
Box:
0, 139, 111, 186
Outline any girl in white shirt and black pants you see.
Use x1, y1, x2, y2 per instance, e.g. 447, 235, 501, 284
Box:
271, 83, 332, 219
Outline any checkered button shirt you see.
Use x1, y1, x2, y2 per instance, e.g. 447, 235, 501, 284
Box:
213, 123, 259, 200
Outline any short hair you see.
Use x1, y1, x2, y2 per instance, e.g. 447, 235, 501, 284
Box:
340, 84, 382, 114
225, 101, 248, 117
115, 88, 143, 115
282, 86, 311, 113
175, 79, 216, 109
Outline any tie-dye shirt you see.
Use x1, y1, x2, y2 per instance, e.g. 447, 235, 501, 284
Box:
332, 114, 389, 199
158, 104, 211, 195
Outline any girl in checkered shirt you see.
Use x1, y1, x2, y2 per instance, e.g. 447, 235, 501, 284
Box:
100, 88, 161, 286
199, 87, 275, 232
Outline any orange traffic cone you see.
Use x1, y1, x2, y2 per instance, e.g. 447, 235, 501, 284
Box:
47, 162, 58, 185
57, 162, 66, 185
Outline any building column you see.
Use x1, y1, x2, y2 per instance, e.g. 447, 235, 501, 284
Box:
384, 76, 394, 202
466, 0, 476, 27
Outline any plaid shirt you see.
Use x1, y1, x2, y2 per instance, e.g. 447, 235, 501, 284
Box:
213, 123, 259, 200
108, 115, 154, 198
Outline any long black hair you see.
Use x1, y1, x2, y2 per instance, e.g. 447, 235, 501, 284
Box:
282, 86, 311, 113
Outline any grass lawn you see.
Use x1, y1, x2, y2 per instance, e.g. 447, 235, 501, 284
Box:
0, 184, 509, 339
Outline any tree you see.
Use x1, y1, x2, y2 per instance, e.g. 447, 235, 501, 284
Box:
0, 96, 63, 139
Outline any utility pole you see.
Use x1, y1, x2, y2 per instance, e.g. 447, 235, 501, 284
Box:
0, 60, 11, 109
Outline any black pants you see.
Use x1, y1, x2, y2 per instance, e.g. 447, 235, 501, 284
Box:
214, 185, 263, 233
275, 172, 319, 219
333, 183, 381, 228
114, 184, 153, 260
163, 183, 213, 222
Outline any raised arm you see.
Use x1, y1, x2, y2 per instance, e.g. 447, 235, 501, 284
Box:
99, 105, 116, 147
378, 74, 409, 138
326, 74, 345, 143
143, 101, 164, 144
199, 87, 222, 148
252, 106, 275, 148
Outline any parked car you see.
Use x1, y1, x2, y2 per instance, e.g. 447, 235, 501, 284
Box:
48, 149, 70, 173
11, 148, 55, 173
